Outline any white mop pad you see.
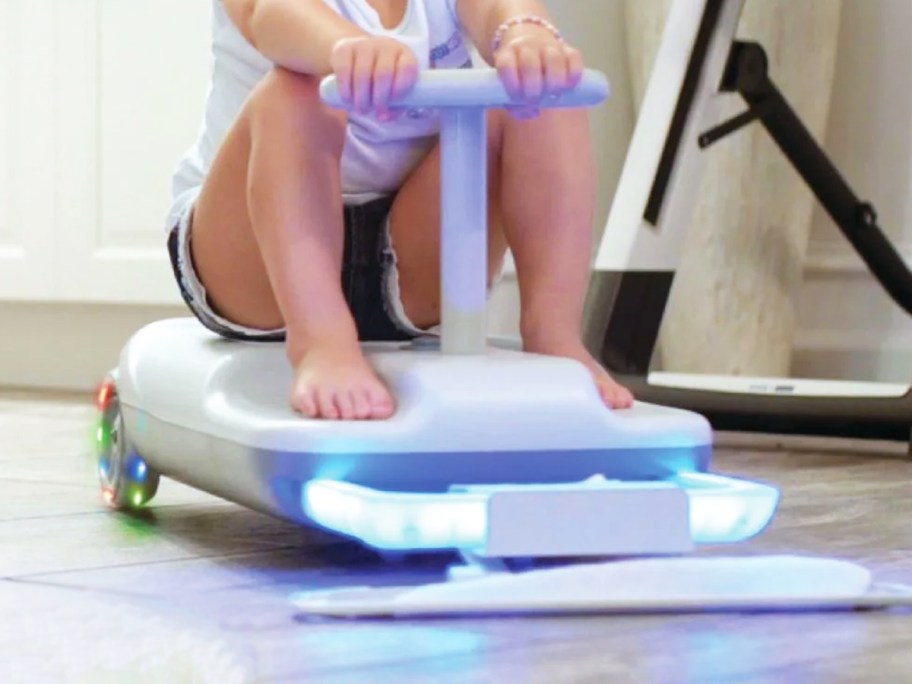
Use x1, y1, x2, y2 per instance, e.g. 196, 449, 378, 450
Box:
292, 555, 912, 618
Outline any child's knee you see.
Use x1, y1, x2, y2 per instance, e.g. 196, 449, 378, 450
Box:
262, 67, 321, 104
247, 67, 345, 141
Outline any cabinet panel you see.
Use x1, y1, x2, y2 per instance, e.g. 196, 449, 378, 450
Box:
0, 1, 57, 300
55, 0, 212, 304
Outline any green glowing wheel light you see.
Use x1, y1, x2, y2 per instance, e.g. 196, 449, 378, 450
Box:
94, 377, 160, 510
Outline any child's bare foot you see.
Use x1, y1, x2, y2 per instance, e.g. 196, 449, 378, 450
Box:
523, 336, 635, 410
289, 342, 395, 420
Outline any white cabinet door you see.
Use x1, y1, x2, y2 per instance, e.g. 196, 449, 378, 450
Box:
0, 1, 58, 300
54, 0, 213, 304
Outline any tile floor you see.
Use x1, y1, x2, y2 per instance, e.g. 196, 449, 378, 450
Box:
2, 389, 912, 682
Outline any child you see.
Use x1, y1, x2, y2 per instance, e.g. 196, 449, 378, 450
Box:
165, 0, 634, 420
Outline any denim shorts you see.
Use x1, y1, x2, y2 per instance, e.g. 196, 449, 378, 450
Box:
166, 192, 429, 343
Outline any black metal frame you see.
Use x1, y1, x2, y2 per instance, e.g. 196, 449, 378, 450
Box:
587, 14, 912, 443
705, 41, 912, 316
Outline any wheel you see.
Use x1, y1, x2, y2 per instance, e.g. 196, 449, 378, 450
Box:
94, 377, 160, 510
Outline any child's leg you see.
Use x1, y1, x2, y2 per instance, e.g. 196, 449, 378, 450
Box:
388, 108, 633, 409
496, 108, 634, 408
189, 67, 394, 420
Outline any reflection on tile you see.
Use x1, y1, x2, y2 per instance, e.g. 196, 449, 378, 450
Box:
22, 545, 394, 598
246, 620, 518, 683
0, 451, 100, 488
0, 465, 235, 516
0, 579, 256, 683
0, 479, 104, 520
0, 504, 313, 578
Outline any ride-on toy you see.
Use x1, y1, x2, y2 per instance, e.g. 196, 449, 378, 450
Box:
93, 68, 779, 566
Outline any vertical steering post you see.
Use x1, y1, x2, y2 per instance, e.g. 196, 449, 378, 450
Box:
439, 107, 489, 355
317, 68, 610, 354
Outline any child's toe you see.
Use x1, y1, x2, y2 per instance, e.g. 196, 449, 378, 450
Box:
316, 389, 340, 420
291, 387, 319, 418
368, 386, 395, 419
352, 390, 373, 420
335, 391, 356, 420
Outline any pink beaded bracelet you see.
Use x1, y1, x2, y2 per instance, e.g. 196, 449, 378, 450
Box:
491, 15, 564, 54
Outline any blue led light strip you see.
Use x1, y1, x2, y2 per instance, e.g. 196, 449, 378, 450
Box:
303, 481, 489, 550
302, 473, 779, 552
671, 472, 780, 544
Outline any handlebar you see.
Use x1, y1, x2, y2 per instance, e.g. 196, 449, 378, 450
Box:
319, 67, 611, 110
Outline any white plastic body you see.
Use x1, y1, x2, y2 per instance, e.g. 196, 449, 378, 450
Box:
107, 320, 785, 555
481, 481, 692, 557
595, 0, 745, 272
116, 319, 711, 456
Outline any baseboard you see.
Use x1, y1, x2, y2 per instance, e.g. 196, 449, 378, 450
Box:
1, 278, 523, 393
12, 298, 895, 392
0, 302, 187, 392
804, 240, 912, 276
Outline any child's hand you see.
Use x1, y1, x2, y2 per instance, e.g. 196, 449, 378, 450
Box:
493, 26, 584, 119
330, 36, 419, 121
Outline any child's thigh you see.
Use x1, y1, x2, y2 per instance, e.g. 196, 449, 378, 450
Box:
191, 109, 284, 331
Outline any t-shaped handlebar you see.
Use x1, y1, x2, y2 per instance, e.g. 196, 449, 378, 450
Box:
320, 68, 611, 355
320, 67, 610, 110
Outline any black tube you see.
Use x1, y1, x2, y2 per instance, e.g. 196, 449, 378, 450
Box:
733, 42, 912, 317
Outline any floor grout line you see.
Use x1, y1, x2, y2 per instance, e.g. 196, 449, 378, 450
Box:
0, 477, 98, 488
4, 576, 153, 601
1, 544, 310, 582
0, 500, 232, 523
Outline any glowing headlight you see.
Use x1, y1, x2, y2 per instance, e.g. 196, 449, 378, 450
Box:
303, 481, 488, 551
673, 471, 780, 544
302, 473, 779, 552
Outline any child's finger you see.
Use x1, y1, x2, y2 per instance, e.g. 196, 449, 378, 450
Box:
516, 47, 543, 103
372, 49, 398, 111
565, 46, 584, 87
494, 49, 522, 101
390, 51, 419, 103
543, 45, 569, 95
351, 45, 377, 114
330, 42, 355, 105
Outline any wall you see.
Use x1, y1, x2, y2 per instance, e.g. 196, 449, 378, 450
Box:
4, 0, 910, 391
0, 0, 208, 391
794, 0, 912, 382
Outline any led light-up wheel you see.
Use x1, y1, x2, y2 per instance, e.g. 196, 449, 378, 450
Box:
95, 378, 160, 510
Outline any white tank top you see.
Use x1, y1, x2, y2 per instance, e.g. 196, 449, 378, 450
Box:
167, 0, 472, 231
